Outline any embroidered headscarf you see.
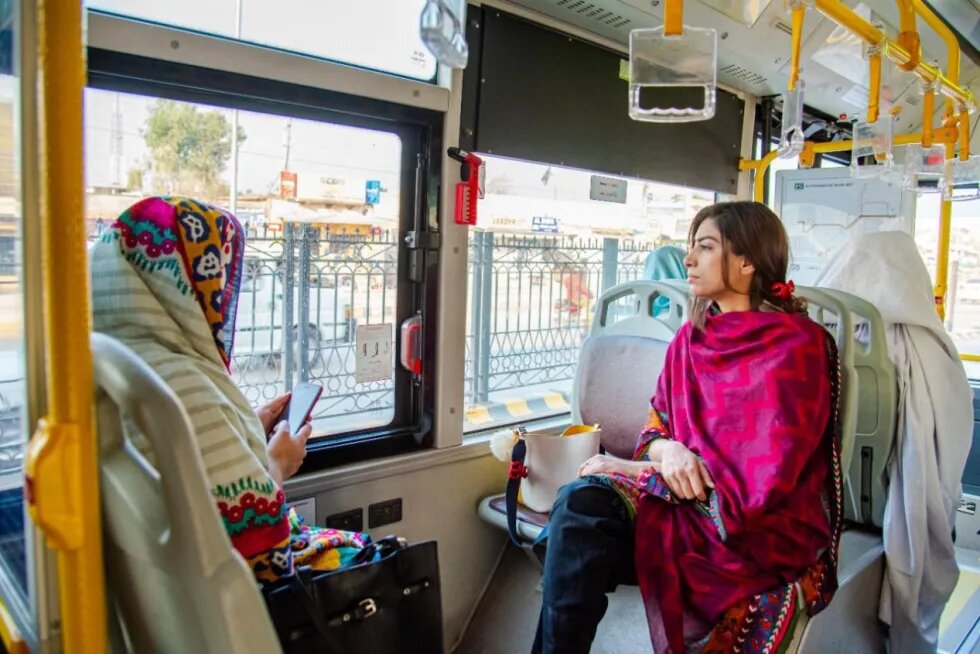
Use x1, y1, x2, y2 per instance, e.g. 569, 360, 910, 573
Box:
113, 196, 244, 368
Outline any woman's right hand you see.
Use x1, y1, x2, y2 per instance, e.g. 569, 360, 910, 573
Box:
656, 441, 714, 502
266, 420, 312, 487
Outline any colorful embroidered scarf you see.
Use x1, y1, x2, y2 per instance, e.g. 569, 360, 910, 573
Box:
633, 311, 842, 653
113, 196, 244, 368
91, 197, 293, 580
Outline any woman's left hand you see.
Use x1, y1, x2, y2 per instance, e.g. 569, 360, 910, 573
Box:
577, 454, 642, 478
258, 393, 291, 436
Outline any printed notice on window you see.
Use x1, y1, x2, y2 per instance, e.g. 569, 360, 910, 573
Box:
355, 323, 393, 384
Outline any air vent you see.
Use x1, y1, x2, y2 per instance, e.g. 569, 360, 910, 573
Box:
720, 64, 768, 87
906, 95, 920, 106
553, 0, 632, 28
772, 19, 793, 36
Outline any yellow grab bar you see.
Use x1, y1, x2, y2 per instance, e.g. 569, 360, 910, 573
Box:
788, 3, 805, 92
0, 597, 27, 654
894, 0, 920, 72
960, 107, 971, 160
911, 0, 968, 160
23, 1, 106, 653
664, 0, 682, 37
813, 0, 974, 109
740, 128, 960, 204
962, 354, 980, 363
867, 50, 882, 124
934, 142, 955, 319
921, 82, 935, 147
913, 0, 959, 111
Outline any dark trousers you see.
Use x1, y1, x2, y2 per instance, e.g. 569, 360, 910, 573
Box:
531, 477, 637, 654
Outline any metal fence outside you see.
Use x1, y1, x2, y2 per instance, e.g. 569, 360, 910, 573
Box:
0, 227, 658, 471
231, 224, 398, 432
465, 232, 654, 408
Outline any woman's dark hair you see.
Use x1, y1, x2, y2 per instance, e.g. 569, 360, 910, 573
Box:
688, 201, 806, 329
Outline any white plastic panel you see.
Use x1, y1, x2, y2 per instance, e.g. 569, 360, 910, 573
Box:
774, 167, 914, 285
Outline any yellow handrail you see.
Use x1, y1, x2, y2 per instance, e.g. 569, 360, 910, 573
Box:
867, 50, 882, 124
921, 81, 935, 147
739, 128, 959, 204
911, 0, 970, 163
913, 0, 959, 115
960, 107, 971, 160
23, 1, 106, 653
962, 354, 980, 363
0, 598, 27, 654
664, 0, 682, 37
813, 0, 974, 109
935, 148, 953, 320
788, 3, 805, 92
894, 0, 920, 72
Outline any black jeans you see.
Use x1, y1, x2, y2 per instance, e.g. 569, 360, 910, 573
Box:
531, 477, 637, 654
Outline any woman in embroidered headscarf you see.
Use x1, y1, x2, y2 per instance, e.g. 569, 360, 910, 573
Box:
532, 202, 843, 654
90, 196, 369, 585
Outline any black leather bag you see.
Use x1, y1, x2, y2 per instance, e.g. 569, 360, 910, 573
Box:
263, 537, 443, 654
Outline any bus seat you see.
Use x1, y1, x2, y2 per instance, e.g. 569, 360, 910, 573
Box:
799, 530, 887, 652
794, 287, 860, 493
572, 280, 689, 457
819, 288, 897, 528
478, 281, 687, 541
93, 333, 282, 654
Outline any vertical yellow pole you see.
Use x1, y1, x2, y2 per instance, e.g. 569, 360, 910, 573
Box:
788, 5, 805, 92
867, 52, 881, 124
26, 1, 107, 652
934, 142, 954, 320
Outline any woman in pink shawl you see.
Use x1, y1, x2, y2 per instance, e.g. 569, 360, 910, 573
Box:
532, 202, 842, 654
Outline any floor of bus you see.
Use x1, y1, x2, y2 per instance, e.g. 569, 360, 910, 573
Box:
459, 538, 980, 654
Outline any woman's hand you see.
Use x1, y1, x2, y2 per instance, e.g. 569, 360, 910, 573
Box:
266, 420, 312, 487
655, 440, 714, 502
258, 393, 291, 436
577, 454, 647, 479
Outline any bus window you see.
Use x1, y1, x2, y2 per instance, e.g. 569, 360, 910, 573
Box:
914, 195, 980, 379
0, 0, 27, 608
85, 88, 407, 438
464, 155, 712, 432
85, 0, 436, 82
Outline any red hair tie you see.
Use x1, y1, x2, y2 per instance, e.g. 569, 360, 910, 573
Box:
508, 461, 529, 480
772, 280, 795, 300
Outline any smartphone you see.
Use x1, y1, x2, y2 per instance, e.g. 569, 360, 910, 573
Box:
283, 382, 322, 434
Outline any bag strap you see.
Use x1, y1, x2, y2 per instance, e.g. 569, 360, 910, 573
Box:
505, 438, 548, 550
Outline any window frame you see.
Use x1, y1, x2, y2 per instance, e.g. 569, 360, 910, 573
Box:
85, 5, 440, 85
86, 41, 444, 470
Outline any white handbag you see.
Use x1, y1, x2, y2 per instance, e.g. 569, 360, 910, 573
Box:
518, 425, 602, 512
504, 424, 601, 546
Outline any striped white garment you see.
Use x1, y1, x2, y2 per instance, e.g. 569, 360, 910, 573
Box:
89, 231, 274, 501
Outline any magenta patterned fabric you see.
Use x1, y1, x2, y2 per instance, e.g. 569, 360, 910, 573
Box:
634, 310, 842, 653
